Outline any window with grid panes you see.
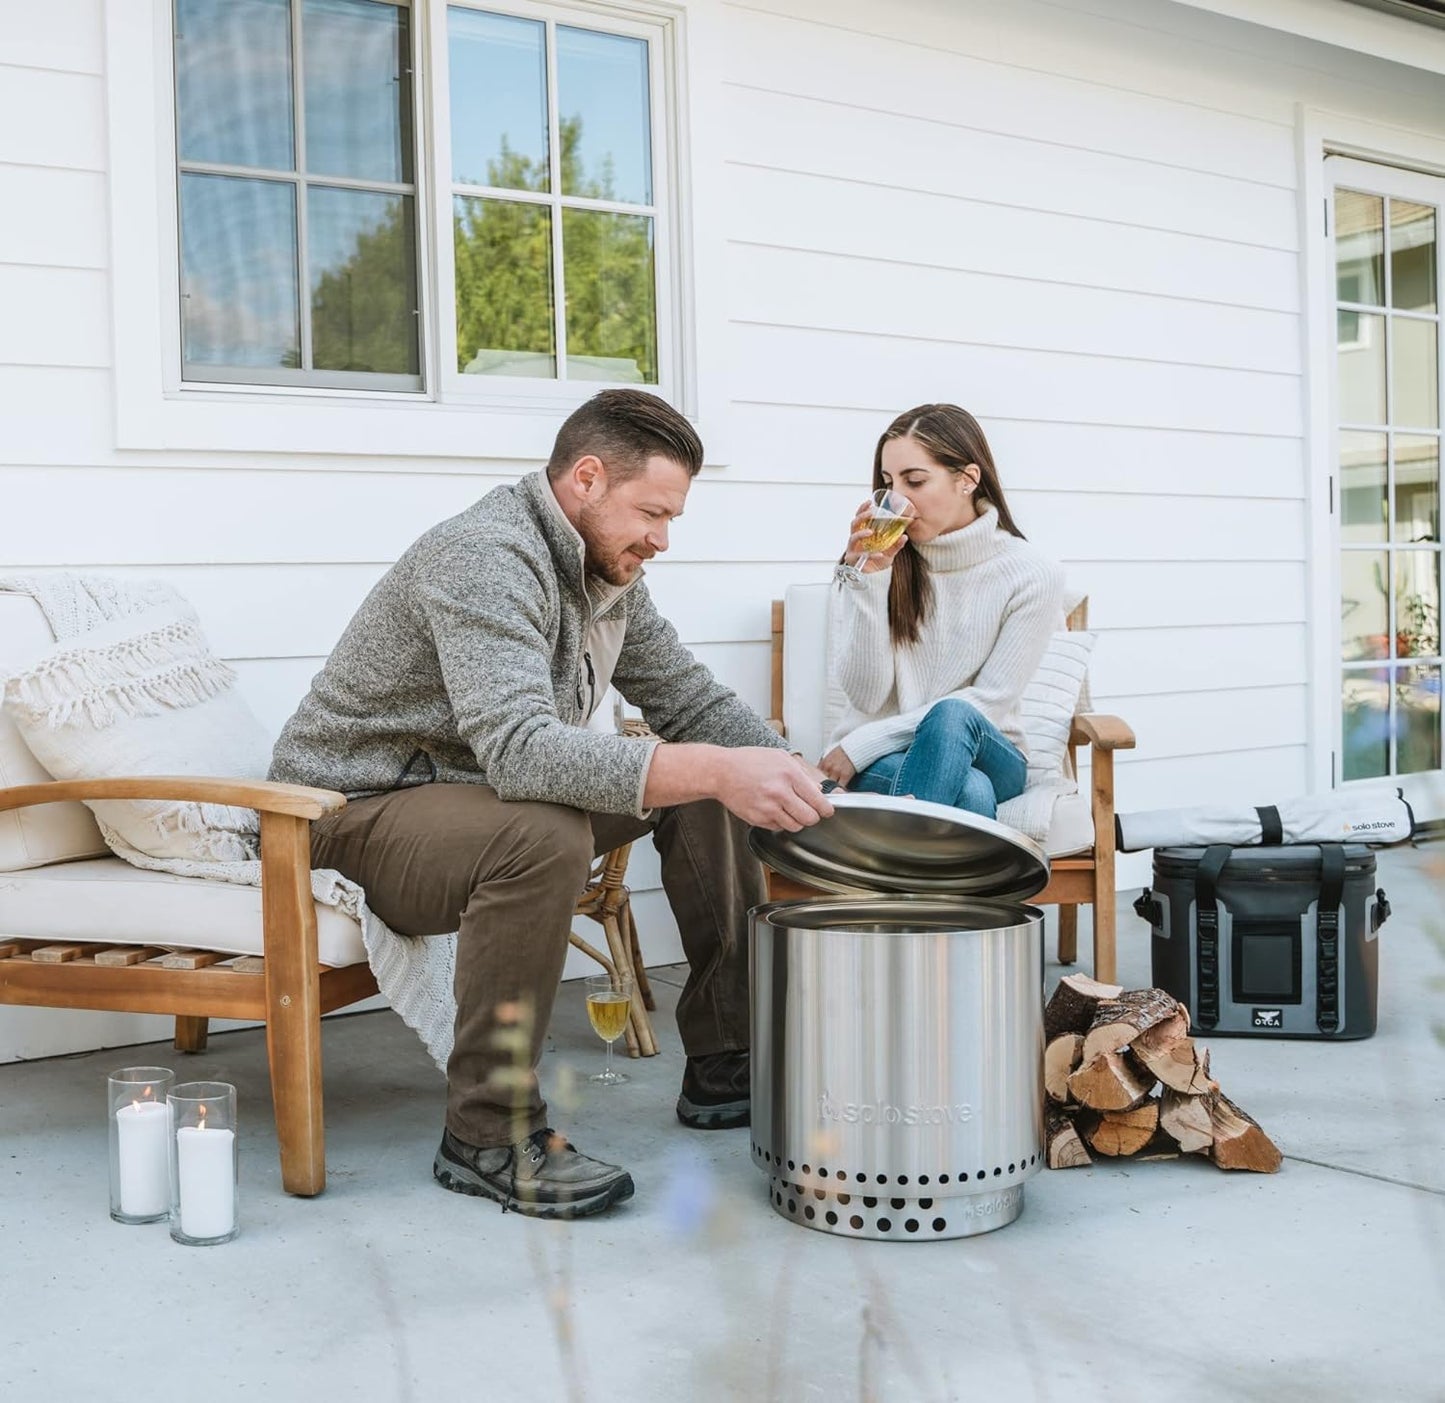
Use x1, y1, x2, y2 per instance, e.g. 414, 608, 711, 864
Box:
171, 0, 668, 394
1333, 164, 1443, 784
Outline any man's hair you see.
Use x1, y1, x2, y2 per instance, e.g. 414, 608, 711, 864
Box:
545, 389, 704, 483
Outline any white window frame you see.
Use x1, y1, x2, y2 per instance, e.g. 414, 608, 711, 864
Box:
431, 0, 680, 408
1299, 107, 1445, 821
103, 0, 715, 462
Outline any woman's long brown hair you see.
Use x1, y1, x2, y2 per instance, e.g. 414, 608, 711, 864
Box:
872, 405, 1025, 648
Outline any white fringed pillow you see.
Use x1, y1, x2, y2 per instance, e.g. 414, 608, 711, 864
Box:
1018, 630, 1096, 780
0, 603, 272, 863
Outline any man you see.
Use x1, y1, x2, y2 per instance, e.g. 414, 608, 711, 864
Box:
271, 389, 833, 1219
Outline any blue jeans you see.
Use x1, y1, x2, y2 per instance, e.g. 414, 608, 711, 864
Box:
852, 698, 1027, 819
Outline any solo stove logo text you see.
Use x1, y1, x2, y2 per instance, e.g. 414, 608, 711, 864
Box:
818, 1089, 973, 1126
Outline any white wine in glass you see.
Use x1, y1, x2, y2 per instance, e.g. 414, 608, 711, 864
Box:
857, 489, 916, 559
585, 973, 632, 1086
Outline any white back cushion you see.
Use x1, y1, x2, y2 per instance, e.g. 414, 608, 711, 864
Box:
782, 584, 832, 762
0, 594, 109, 870
1019, 630, 1096, 780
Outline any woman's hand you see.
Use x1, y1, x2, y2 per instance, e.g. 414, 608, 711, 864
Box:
843, 500, 909, 574
819, 746, 857, 787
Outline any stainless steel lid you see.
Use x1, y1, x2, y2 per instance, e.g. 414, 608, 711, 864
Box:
748, 791, 1050, 903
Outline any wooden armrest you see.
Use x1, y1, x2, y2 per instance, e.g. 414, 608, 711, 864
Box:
1070, 714, 1136, 751
0, 776, 347, 821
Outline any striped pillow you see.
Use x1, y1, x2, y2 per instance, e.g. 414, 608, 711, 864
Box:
1019, 630, 1096, 779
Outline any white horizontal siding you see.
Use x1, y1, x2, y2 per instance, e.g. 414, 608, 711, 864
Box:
729, 325, 1302, 435
726, 164, 1302, 315
0, 65, 105, 170
727, 244, 1302, 376
721, 3, 1300, 187
0, 267, 110, 367
725, 85, 1300, 249
0, 164, 108, 268
1, 0, 104, 74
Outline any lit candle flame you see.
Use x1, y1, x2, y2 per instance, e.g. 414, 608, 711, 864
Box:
198, 1104, 208, 1131
142, 1086, 153, 1102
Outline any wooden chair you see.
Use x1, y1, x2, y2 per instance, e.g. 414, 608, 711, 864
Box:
765, 594, 1135, 982
0, 775, 376, 1197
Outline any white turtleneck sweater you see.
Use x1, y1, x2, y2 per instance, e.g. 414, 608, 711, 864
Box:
829, 504, 1064, 772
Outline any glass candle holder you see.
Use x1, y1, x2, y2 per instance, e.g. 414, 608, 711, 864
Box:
167, 1081, 239, 1246
108, 1066, 174, 1224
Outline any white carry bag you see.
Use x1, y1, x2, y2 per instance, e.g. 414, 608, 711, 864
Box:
1116, 788, 1415, 853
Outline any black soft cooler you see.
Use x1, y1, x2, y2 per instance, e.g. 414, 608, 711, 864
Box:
1137, 843, 1388, 1039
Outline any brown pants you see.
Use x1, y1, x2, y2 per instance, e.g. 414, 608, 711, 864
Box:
310, 783, 764, 1147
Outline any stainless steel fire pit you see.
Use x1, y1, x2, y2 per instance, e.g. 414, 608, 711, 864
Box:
748, 794, 1049, 1241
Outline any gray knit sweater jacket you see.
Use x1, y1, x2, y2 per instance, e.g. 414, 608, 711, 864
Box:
270, 471, 786, 816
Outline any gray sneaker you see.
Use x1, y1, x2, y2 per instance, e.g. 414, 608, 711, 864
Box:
432, 1127, 634, 1219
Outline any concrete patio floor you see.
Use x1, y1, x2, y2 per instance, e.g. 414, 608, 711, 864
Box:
2, 844, 1443, 1403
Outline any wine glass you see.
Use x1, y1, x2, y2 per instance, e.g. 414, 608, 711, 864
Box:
843, 488, 919, 586
858, 488, 916, 561
585, 973, 633, 1085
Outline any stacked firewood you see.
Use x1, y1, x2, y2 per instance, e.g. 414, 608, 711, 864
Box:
1044, 974, 1281, 1173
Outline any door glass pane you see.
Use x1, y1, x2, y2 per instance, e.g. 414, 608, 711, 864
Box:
304, 0, 412, 184
557, 27, 652, 205
454, 196, 554, 376
309, 188, 417, 374
175, 0, 294, 170
1392, 317, 1440, 429
1394, 550, 1440, 659
1396, 664, 1442, 774
1338, 312, 1386, 425
1390, 200, 1437, 313
1395, 434, 1440, 544
1340, 431, 1387, 543
1336, 190, 1385, 307
1341, 550, 1389, 661
562, 209, 656, 383
180, 174, 299, 368
1342, 668, 1390, 781
448, 9, 548, 192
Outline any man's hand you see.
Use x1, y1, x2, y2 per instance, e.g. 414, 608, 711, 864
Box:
819, 745, 857, 787
713, 749, 835, 832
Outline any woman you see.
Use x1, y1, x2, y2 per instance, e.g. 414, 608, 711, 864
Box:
819, 404, 1063, 819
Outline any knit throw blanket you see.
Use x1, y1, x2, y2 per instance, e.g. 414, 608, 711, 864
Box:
0, 574, 456, 1071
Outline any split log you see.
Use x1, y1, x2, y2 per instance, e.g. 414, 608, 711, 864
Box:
1045, 1034, 1084, 1104
1067, 1049, 1156, 1112
1133, 1013, 1218, 1095
1159, 1088, 1214, 1154
1079, 1101, 1161, 1157
1080, 988, 1182, 1063
1045, 1106, 1092, 1169
1209, 1094, 1282, 1173
1044, 973, 1125, 1041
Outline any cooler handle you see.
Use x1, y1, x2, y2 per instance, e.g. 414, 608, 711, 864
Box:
1192, 844, 1232, 1030
1315, 843, 1345, 1035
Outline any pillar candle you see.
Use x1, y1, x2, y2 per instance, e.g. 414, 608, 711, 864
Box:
115, 1099, 170, 1218
176, 1123, 236, 1239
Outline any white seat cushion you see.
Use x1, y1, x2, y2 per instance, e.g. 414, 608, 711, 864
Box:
0, 857, 367, 967
0, 593, 110, 871
1043, 790, 1094, 859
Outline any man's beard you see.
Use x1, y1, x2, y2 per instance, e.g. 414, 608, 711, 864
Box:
578, 502, 644, 586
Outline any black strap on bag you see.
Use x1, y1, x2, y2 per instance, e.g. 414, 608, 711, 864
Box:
1255, 805, 1284, 845
1193, 844, 1232, 1030
1316, 844, 1346, 1035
